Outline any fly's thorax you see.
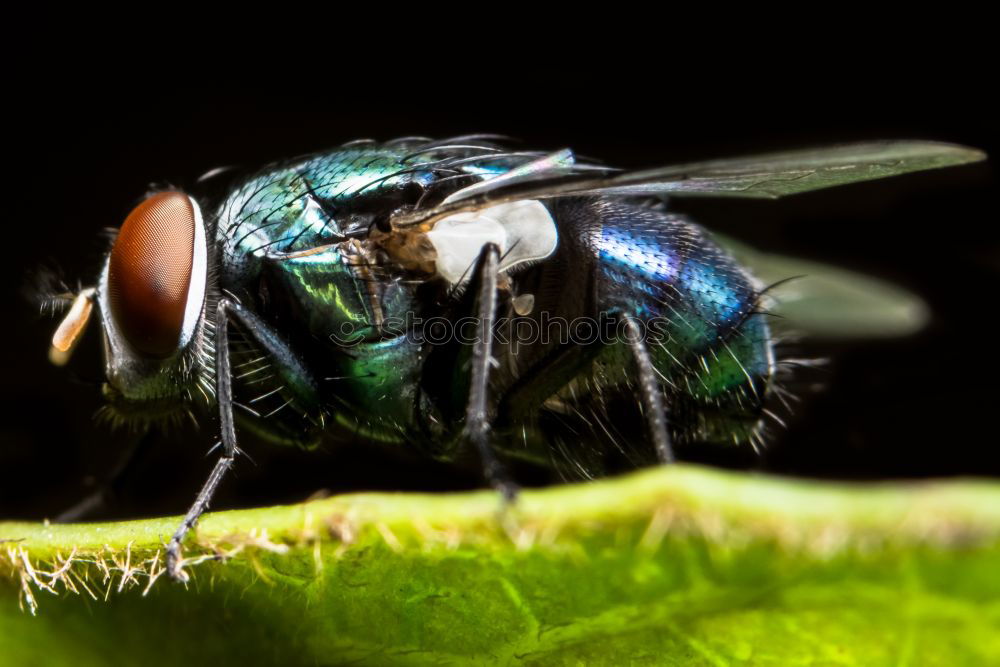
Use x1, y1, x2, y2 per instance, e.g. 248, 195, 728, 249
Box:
262, 241, 436, 361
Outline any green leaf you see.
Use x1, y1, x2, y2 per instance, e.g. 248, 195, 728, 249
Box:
2, 465, 998, 665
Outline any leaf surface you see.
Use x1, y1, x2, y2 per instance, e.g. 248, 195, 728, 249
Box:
2, 466, 998, 665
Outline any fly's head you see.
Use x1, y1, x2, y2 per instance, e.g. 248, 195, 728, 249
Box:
51, 191, 215, 426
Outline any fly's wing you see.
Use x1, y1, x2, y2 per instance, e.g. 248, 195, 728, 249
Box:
714, 234, 930, 340
392, 141, 986, 228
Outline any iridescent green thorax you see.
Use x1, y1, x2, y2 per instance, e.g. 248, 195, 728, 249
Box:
216, 148, 436, 273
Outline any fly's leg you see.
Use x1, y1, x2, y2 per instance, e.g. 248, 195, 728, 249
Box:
166, 298, 238, 582
462, 243, 518, 501
166, 297, 319, 582
620, 315, 674, 463
495, 314, 675, 465
165, 455, 235, 582
54, 430, 155, 523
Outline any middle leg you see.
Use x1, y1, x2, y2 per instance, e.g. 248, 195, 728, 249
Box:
460, 242, 518, 500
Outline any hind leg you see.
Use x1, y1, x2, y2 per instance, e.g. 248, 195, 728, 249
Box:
619, 314, 675, 463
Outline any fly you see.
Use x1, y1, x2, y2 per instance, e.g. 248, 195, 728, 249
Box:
44, 136, 986, 581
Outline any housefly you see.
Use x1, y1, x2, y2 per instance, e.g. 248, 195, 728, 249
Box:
45, 136, 985, 580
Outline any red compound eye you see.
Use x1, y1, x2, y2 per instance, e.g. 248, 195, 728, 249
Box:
108, 191, 195, 357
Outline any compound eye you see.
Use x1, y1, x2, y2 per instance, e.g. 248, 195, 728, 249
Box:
107, 192, 196, 357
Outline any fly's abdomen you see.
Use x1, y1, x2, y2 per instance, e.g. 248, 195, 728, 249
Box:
589, 200, 774, 446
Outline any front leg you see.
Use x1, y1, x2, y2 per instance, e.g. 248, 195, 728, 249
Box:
166, 298, 238, 582
166, 297, 319, 581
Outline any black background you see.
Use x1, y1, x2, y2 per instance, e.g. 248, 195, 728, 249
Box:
3, 52, 997, 521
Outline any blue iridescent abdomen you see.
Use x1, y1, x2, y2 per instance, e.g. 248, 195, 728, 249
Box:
588, 200, 774, 446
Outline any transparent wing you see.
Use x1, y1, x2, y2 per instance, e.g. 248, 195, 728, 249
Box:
714, 234, 930, 340
392, 141, 985, 228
